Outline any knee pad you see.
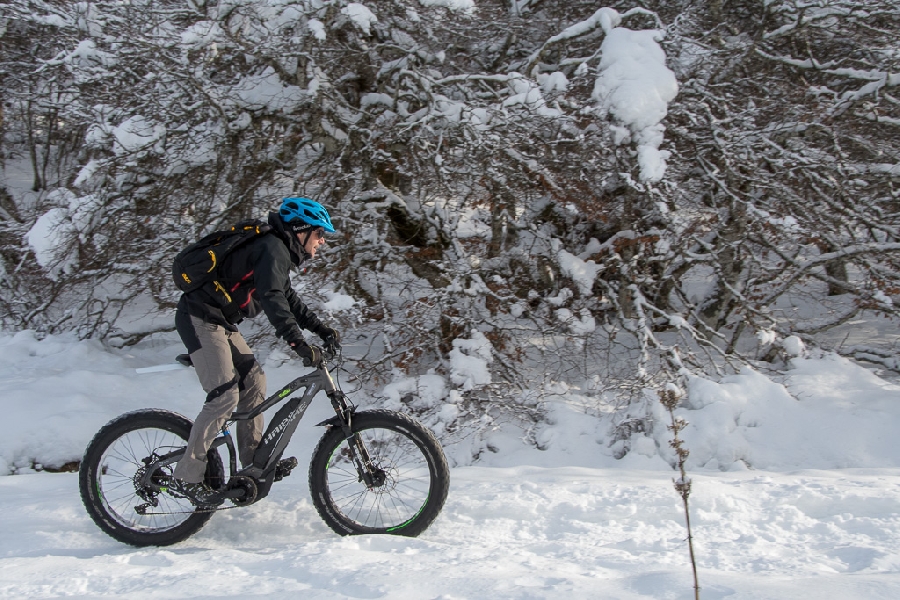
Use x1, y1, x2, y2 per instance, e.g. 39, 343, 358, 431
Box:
206, 376, 238, 403
235, 356, 263, 392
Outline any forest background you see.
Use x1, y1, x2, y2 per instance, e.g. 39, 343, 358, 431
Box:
2, 0, 899, 466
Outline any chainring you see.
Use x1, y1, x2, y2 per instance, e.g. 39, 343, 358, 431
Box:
227, 475, 259, 507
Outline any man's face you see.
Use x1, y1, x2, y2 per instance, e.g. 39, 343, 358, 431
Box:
299, 227, 326, 258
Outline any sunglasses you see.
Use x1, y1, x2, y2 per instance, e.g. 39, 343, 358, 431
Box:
297, 228, 326, 241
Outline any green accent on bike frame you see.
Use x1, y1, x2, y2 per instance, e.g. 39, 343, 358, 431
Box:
278, 388, 291, 398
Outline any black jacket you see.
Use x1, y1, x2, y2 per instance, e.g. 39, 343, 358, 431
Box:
177, 212, 325, 345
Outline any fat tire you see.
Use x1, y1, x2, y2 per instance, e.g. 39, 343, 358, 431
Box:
309, 410, 449, 537
79, 409, 224, 547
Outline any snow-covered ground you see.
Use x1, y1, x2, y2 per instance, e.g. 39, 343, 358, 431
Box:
1, 330, 900, 598
3, 466, 899, 599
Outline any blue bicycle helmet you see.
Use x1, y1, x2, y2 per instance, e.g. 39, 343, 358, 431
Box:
279, 197, 335, 233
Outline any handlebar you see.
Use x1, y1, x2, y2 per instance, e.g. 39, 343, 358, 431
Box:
322, 344, 338, 364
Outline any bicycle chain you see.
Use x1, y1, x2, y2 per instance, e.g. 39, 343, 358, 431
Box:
134, 500, 242, 515
136, 477, 263, 515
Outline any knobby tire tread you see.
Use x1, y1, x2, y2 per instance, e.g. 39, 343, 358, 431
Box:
308, 410, 450, 537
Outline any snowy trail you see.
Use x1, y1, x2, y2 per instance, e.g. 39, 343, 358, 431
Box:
2, 467, 899, 599
2, 333, 900, 597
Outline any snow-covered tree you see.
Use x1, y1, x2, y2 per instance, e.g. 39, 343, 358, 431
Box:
2, 0, 898, 460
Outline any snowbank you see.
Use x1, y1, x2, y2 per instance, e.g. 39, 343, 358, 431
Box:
2, 330, 899, 475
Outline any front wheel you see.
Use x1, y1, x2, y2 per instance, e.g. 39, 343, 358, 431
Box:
309, 410, 450, 536
79, 409, 225, 546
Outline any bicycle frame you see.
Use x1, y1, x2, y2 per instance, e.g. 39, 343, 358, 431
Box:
138, 359, 370, 503
238, 364, 339, 478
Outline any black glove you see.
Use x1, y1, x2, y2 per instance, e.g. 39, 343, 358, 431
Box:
292, 342, 322, 367
318, 326, 341, 354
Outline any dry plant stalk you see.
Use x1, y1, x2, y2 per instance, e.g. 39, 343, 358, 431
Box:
660, 388, 700, 600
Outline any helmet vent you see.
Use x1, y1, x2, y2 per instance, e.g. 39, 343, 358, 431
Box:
278, 197, 335, 233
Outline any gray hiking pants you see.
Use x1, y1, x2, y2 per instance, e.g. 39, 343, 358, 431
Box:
172, 313, 266, 483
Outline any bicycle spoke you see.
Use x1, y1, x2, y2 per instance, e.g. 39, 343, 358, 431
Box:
323, 426, 431, 530
96, 427, 195, 531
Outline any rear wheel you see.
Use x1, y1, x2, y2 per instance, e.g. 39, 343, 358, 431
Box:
79, 409, 224, 546
309, 410, 449, 536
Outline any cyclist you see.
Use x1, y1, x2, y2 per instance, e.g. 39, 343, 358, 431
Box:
167, 197, 341, 506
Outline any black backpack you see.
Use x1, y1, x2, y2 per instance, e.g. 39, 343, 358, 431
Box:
172, 219, 272, 323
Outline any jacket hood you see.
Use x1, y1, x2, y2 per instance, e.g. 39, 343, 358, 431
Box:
267, 211, 309, 266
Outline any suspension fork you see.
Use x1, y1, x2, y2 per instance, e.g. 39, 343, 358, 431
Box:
328, 392, 384, 488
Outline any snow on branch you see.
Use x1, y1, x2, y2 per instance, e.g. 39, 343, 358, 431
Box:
757, 242, 900, 306
523, 7, 659, 75
756, 49, 900, 101
591, 25, 678, 182
762, 3, 859, 40
849, 163, 900, 177
757, 1, 900, 115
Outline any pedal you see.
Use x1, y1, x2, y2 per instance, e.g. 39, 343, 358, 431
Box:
274, 456, 298, 482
